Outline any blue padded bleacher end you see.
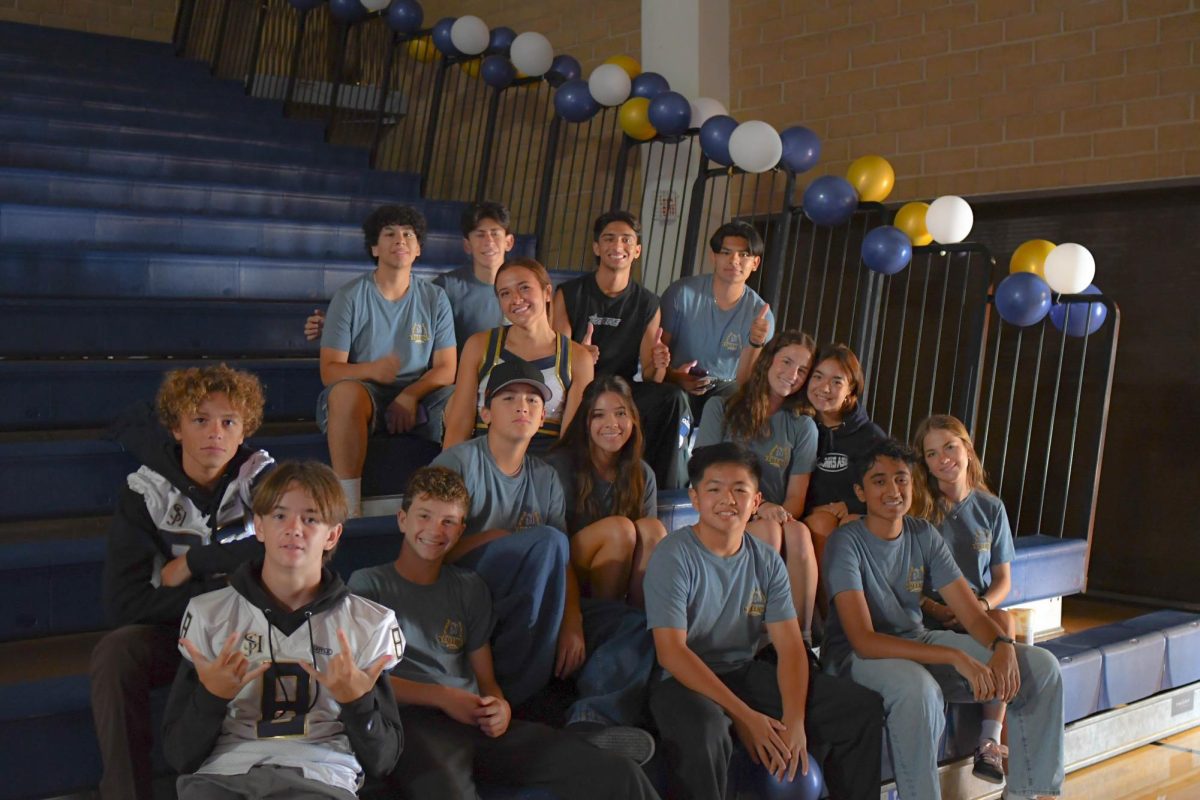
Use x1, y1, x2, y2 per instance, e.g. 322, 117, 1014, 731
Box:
1055, 625, 1167, 709
1003, 534, 1089, 606
1111, 610, 1200, 690
1037, 638, 1104, 722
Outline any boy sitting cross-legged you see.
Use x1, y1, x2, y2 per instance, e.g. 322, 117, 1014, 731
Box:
821, 438, 1064, 800
645, 442, 884, 800
163, 461, 404, 798
349, 467, 660, 799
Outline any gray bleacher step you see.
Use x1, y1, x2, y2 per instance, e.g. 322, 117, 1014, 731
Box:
0, 68, 293, 113
0, 139, 420, 196
0, 631, 106, 686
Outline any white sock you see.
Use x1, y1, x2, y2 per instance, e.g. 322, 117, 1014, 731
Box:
339, 478, 362, 518
980, 719, 1004, 745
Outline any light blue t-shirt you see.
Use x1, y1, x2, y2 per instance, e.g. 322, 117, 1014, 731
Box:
930, 490, 1015, 600
433, 265, 507, 348
822, 517, 963, 668
645, 527, 795, 678
431, 437, 567, 536
695, 397, 818, 506
321, 272, 455, 386
659, 274, 775, 382
348, 562, 493, 694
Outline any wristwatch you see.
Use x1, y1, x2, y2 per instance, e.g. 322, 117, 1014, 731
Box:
990, 635, 1016, 650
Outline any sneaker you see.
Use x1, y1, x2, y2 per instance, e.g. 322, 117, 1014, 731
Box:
568, 722, 656, 766
973, 739, 1008, 784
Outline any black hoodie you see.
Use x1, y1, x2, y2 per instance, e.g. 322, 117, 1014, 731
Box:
806, 403, 887, 514
162, 561, 403, 782
102, 404, 273, 626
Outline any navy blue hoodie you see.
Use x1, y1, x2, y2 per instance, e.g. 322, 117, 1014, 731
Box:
806, 403, 886, 514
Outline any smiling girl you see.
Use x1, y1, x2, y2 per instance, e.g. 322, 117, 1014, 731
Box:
695, 331, 821, 640
443, 257, 594, 453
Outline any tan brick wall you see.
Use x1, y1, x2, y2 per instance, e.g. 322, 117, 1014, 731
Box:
729, 0, 1199, 200
0, 0, 178, 42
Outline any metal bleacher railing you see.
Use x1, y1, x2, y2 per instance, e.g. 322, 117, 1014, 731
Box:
171, 0, 1119, 554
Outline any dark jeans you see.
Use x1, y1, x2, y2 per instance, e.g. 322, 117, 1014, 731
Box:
649, 659, 883, 800
90, 624, 181, 800
631, 380, 693, 490
388, 706, 660, 799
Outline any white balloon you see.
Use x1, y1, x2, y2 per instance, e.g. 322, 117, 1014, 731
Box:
728, 120, 782, 173
1043, 243, 1096, 295
588, 63, 632, 106
450, 15, 489, 56
510, 31, 554, 77
689, 97, 727, 129
925, 195, 973, 244
360, 0, 389, 10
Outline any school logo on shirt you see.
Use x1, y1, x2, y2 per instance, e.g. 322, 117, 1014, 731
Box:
973, 529, 991, 552
745, 587, 767, 617
436, 619, 465, 653
410, 322, 431, 344
817, 452, 848, 472
516, 510, 543, 529
166, 503, 186, 528
241, 632, 264, 658
906, 566, 925, 593
588, 314, 622, 328
722, 332, 742, 352
765, 444, 789, 469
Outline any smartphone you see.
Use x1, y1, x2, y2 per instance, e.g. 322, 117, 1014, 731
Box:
688, 365, 709, 378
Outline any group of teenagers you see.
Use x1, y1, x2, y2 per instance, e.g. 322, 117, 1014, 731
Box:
87, 200, 1066, 800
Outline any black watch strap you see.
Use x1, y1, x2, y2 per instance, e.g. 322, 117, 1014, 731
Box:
990, 635, 1016, 650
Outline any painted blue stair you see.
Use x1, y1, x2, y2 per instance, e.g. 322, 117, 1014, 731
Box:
0, 204, 476, 263
0, 167, 463, 226
0, 140, 420, 196
0, 359, 322, 430
0, 112, 368, 168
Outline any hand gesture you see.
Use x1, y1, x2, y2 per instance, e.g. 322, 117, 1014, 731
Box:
651, 328, 670, 371
385, 391, 420, 434
182, 631, 271, 700
160, 554, 192, 587
756, 502, 792, 525
988, 641, 1021, 702
555, 614, 586, 678
581, 323, 600, 365
732, 710, 791, 779
670, 360, 713, 396
474, 695, 511, 738
781, 713, 810, 782
953, 650, 997, 702
749, 304, 771, 348
440, 686, 486, 726
367, 352, 403, 385
304, 309, 326, 342
300, 629, 391, 705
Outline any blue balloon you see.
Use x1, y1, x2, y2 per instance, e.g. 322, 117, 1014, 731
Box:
432, 16, 459, 56
630, 71, 670, 100
699, 115, 738, 166
548, 54, 582, 83
554, 79, 600, 123
288, 0, 325, 11
862, 225, 913, 275
488, 25, 516, 53
995, 272, 1053, 327
803, 176, 859, 226
328, 0, 366, 22
1049, 284, 1107, 337
385, 0, 422, 33
648, 91, 691, 137
480, 55, 516, 89
754, 755, 824, 800
780, 125, 821, 173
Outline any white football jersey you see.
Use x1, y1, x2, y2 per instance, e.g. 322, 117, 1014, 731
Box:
178, 585, 404, 794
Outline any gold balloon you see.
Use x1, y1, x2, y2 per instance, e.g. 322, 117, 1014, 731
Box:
618, 97, 656, 141
604, 54, 642, 79
407, 35, 437, 63
1010, 239, 1056, 277
846, 154, 896, 203
459, 58, 481, 77
894, 202, 932, 247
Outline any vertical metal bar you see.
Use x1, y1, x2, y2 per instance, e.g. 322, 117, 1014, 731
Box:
611, 136, 633, 212
926, 250, 952, 419
243, 0, 269, 93
533, 116, 563, 263
282, 8, 310, 112
761, 170, 795, 309
994, 327, 1024, 512
368, 33, 399, 167
210, 0, 233, 74
418, 58, 450, 196
1011, 324, 1047, 534
680, 162, 713, 278
474, 88, 503, 201
1036, 316, 1071, 534
885, 263, 914, 436
324, 21, 351, 139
